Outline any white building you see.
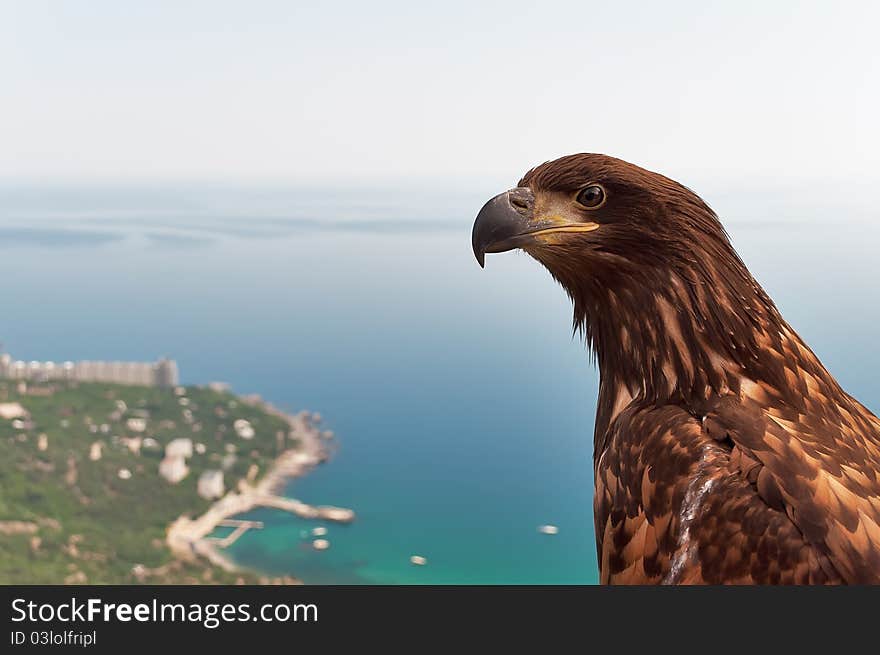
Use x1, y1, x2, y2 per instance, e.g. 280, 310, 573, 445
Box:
126, 418, 147, 433
0, 402, 27, 420
159, 456, 189, 484
233, 419, 255, 440
197, 470, 224, 499
121, 437, 142, 455
165, 438, 193, 459
89, 442, 103, 461
0, 351, 179, 388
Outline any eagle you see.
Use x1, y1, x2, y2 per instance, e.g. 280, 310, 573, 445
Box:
471, 154, 880, 584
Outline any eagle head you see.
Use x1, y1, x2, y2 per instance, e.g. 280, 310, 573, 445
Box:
473, 153, 782, 401
472, 153, 730, 280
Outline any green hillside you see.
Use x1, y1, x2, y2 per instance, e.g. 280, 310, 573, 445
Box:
0, 380, 297, 584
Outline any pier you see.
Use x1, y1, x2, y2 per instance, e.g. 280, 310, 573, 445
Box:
166, 409, 355, 572
206, 519, 265, 548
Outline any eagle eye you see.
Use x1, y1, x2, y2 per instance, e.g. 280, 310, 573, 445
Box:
575, 185, 605, 209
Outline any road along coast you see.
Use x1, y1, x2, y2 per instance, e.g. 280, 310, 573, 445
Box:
167, 405, 354, 575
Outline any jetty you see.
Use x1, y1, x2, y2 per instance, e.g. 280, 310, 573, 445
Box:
166, 407, 354, 572
206, 519, 264, 548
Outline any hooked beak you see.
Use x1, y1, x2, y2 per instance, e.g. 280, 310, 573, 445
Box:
471, 187, 599, 267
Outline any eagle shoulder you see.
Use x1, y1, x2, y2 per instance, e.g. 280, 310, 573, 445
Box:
595, 401, 843, 584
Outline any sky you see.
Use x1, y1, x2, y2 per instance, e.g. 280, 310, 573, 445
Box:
1, 1, 879, 190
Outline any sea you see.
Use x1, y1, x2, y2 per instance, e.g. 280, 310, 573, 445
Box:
2, 182, 879, 584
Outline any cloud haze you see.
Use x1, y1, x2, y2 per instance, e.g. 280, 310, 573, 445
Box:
2, 1, 878, 188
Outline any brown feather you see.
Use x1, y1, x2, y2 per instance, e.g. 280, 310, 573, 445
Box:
515, 153, 880, 584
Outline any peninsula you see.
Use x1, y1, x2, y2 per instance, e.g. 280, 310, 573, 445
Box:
0, 372, 353, 584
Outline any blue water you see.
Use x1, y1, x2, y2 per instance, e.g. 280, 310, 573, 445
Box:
2, 184, 879, 584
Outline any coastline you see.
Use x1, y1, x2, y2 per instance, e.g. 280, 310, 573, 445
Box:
166, 402, 355, 580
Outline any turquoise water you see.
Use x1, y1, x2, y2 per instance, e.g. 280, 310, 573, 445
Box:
2, 185, 879, 583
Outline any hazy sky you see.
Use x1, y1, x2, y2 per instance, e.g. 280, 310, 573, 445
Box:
2, 1, 879, 187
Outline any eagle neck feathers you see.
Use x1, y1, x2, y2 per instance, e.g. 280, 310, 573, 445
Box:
569, 214, 841, 460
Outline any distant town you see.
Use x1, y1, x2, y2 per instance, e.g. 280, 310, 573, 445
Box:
0, 352, 179, 388
0, 348, 352, 584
